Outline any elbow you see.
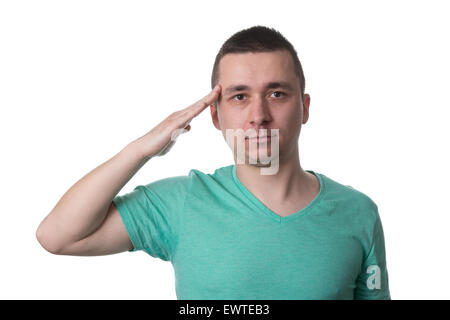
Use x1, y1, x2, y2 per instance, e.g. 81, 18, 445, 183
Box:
36, 224, 63, 255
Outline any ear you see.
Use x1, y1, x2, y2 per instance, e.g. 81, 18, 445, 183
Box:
210, 103, 221, 130
301, 93, 311, 124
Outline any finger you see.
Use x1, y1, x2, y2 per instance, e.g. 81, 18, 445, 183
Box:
201, 84, 221, 108
171, 126, 190, 142
173, 85, 221, 128
182, 84, 221, 115
189, 84, 222, 117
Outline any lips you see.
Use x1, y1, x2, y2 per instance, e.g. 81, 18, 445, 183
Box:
246, 133, 277, 138
246, 135, 275, 142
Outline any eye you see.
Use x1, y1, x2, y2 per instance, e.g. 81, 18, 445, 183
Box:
271, 91, 285, 98
232, 94, 245, 101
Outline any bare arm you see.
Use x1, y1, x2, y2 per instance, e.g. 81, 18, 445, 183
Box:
36, 84, 222, 256
36, 140, 149, 254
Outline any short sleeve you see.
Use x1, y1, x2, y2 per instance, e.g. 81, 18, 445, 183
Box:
354, 208, 391, 300
112, 175, 191, 261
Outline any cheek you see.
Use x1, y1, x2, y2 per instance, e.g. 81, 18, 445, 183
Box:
220, 110, 243, 129
279, 107, 301, 125
278, 109, 302, 138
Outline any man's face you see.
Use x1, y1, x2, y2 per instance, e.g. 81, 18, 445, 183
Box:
210, 49, 311, 165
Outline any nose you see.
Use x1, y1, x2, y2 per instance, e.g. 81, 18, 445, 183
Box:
246, 95, 272, 126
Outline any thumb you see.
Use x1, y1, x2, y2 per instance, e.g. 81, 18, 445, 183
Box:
171, 126, 191, 142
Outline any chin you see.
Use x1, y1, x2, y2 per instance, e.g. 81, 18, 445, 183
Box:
247, 161, 274, 168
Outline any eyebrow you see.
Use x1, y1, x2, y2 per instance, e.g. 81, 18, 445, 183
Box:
224, 81, 295, 96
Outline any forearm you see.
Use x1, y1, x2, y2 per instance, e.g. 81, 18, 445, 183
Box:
36, 138, 150, 252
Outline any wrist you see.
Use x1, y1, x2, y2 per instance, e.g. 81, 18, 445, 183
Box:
124, 138, 153, 163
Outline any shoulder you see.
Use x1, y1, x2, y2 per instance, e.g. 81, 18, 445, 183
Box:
185, 164, 235, 190
317, 172, 380, 223
138, 164, 234, 196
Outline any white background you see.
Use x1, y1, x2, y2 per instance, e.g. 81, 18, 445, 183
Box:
1, 0, 449, 299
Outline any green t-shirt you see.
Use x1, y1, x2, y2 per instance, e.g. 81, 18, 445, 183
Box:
112, 164, 390, 300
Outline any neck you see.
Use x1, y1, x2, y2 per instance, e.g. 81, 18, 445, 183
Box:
234, 144, 315, 202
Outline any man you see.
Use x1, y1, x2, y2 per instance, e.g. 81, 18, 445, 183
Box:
36, 25, 390, 299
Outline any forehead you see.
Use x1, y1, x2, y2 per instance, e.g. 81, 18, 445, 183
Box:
218, 50, 297, 86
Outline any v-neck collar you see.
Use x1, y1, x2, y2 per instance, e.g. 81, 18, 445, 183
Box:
231, 164, 326, 224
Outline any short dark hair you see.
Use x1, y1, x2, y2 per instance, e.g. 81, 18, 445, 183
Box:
211, 25, 306, 108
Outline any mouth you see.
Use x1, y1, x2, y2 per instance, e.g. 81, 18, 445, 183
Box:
245, 134, 277, 142
246, 136, 271, 141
